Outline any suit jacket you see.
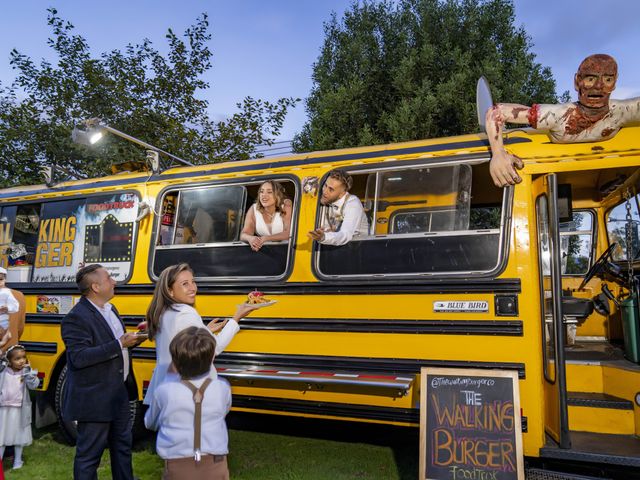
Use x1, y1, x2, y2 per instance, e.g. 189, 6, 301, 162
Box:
61, 296, 136, 422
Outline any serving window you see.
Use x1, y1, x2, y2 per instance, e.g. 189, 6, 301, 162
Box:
315, 159, 507, 278
152, 179, 296, 281
0, 203, 43, 282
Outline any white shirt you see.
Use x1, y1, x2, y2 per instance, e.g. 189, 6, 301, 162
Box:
0, 287, 19, 330
144, 372, 231, 459
143, 303, 239, 405
87, 299, 129, 381
320, 194, 369, 246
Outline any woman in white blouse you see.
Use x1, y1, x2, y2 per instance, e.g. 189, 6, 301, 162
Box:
143, 263, 254, 405
240, 180, 292, 252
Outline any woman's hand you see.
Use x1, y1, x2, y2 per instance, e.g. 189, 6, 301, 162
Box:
0, 329, 11, 348
233, 303, 258, 321
249, 235, 264, 252
207, 318, 229, 333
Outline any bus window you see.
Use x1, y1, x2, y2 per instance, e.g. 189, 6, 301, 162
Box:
316, 161, 505, 278
0, 204, 41, 282
0, 206, 18, 271
14, 204, 41, 262
30, 193, 139, 283
152, 179, 297, 281
560, 211, 595, 275
173, 186, 244, 245
607, 197, 640, 261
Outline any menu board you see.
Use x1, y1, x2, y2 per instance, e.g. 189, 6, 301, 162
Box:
419, 368, 524, 480
32, 193, 139, 283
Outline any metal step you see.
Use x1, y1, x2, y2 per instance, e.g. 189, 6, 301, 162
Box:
526, 468, 610, 480
217, 364, 414, 397
540, 431, 640, 468
567, 392, 634, 410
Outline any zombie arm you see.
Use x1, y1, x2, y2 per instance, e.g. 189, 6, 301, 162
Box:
486, 104, 530, 187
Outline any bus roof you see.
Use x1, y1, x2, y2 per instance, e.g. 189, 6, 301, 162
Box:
2, 125, 640, 201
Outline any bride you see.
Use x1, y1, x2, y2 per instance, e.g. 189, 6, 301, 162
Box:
240, 180, 292, 252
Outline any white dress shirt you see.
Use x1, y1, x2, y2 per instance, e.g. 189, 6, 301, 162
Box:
144, 372, 231, 459
320, 193, 369, 246
88, 299, 129, 381
143, 303, 239, 405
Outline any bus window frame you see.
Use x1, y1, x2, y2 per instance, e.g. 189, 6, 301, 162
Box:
559, 209, 596, 277
0, 189, 142, 286
149, 175, 300, 283
312, 156, 512, 281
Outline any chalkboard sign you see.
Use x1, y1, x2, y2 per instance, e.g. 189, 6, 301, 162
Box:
419, 368, 524, 480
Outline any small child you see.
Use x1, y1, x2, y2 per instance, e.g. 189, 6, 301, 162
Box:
145, 326, 231, 480
0, 268, 19, 343
0, 345, 39, 470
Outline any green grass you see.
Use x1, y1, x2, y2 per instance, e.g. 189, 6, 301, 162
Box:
3, 413, 418, 479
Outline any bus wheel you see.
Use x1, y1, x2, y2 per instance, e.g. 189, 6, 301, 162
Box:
54, 364, 77, 445
54, 364, 145, 445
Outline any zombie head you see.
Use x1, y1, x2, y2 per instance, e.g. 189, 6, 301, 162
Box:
574, 54, 618, 109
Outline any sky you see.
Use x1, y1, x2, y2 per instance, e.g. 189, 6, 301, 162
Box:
1, 1, 639, 148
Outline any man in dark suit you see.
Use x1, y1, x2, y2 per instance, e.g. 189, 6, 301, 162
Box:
61, 264, 144, 480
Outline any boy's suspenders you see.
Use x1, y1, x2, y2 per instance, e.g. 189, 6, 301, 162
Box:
181, 378, 213, 462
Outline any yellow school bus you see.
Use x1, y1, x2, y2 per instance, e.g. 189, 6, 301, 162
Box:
2, 122, 640, 476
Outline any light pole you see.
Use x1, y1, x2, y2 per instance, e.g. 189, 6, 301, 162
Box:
71, 118, 194, 172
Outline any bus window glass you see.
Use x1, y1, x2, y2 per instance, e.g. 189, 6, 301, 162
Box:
173, 186, 245, 245
317, 162, 504, 278
1, 204, 42, 282
377, 166, 470, 234
606, 198, 640, 261
31, 193, 139, 283
0, 206, 17, 271
560, 211, 594, 275
158, 193, 178, 246
14, 204, 41, 262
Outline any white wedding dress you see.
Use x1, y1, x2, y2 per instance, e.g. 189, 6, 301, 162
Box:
254, 203, 284, 236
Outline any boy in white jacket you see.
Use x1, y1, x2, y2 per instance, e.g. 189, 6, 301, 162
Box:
145, 326, 232, 480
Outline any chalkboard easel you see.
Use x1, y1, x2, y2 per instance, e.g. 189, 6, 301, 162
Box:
419, 367, 524, 480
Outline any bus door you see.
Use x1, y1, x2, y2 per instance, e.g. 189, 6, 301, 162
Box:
534, 173, 571, 449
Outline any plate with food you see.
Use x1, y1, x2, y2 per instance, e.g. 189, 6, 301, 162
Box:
241, 290, 277, 309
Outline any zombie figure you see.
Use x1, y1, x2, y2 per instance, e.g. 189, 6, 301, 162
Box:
486, 54, 640, 187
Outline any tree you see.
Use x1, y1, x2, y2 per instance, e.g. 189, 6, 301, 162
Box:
294, 0, 559, 152
0, 8, 297, 187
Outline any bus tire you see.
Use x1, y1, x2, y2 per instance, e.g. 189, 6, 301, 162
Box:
54, 364, 145, 445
